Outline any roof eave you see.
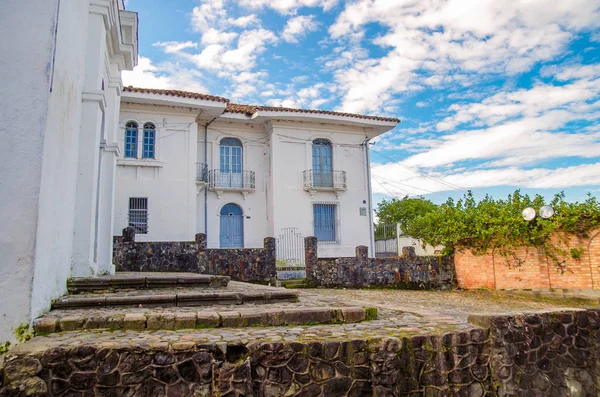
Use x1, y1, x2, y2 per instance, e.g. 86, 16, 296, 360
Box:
252, 110, 399, 132
122, 91, 228, 117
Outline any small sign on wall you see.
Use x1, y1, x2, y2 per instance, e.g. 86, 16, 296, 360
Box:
359, 207, 367, 216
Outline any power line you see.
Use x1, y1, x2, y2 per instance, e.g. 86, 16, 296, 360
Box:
370, 148, 483, 198
372, 174, 436, 195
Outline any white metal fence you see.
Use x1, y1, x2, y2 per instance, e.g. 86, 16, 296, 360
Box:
276, 227, 306, 279
374, 223, 443, 257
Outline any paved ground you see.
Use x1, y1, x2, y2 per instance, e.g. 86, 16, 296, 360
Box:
23, 284, 598, 352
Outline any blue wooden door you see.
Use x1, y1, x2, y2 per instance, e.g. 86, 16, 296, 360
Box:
312, 139, 333, 187
220, 203, 243, 248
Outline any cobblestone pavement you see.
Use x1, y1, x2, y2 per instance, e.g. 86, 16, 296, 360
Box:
24, 285, 597, 351
302, 288, 594, 322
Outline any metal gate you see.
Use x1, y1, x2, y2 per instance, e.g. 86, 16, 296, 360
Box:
374, 223, 399, 257
276, 228, 306, 279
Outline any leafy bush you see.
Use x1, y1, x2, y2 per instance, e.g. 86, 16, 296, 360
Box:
396, 190, 600, 269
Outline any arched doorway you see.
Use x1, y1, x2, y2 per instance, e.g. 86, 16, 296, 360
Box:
220, 203, 243, 248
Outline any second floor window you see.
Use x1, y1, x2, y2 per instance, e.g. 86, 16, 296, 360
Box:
312, 139, 333, 187
143, 123, 155, 159
124, 122, 138, 158
219, 138, 243, 188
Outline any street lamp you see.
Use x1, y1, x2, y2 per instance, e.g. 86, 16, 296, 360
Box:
522, 205, 554, 221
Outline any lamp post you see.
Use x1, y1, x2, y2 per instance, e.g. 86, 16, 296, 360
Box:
522, 205, 555, 221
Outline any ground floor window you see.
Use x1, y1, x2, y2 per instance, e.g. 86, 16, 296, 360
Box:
313, 202, 339, 243
128, 197, 148, 234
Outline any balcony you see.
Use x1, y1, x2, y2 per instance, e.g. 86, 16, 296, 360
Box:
196, 163, 208, 182
303, 170, 347, 197
208, 170, 256, 199
195, 163, 208, 194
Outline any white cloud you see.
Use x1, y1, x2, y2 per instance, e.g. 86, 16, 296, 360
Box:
227, 14, 260, 28
121, 56, 208, 93
200, 28, 238, 45
327, 0, 600, 113
372, 162, 600, 196
238, 0, 338, 15
153, 41, 198, 54
282, 15, 319, 43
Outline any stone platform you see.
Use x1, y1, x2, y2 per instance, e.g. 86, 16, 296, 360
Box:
3, 284, 600, 396
67, 272, 230, 293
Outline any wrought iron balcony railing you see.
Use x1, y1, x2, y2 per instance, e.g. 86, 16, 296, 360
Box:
196, 162, 208, 182
303, 170, 347, 191
208, 170, 256, 191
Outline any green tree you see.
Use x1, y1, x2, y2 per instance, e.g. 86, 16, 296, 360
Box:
375, 196, 438, 233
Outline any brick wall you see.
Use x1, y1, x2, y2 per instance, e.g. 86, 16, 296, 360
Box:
455, 229, 600, 290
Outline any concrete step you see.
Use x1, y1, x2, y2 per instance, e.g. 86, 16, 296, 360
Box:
67, 272, 229, 293
33, 305, 370, 333
52, 289, 299, 310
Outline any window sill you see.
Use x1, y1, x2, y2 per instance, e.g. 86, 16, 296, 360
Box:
118, 159, 164, 168
317, 240, 340, 245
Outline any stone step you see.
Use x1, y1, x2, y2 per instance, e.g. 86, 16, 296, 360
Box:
33, 306, 370, 333
280, 279, 309, 289
52, 289, 299, 310
67, 272, 229, 293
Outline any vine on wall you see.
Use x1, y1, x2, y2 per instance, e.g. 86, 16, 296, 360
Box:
397, 190, 600, 271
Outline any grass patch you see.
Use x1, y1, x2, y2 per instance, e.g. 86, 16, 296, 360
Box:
364, 307, 378, 321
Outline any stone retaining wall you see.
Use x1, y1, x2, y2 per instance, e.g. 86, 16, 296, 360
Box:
3, 309, 599, 396
305, 237, 455, 289
113, 229, 276, 282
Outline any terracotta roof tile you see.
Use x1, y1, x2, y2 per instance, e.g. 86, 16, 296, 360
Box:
122, 86, 399, 123
123, 86, 229, 103
225, 102, 399, 123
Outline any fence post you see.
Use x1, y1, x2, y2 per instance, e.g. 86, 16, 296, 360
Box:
264, 237, 277, 280
396, 223, 402, 257
195, 233, 208, 274
304, 236, 318, 284
123, 227, 136, 243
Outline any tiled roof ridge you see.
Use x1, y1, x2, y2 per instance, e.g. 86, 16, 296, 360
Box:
226, 102, 400, 123
123, 86, 229, 103
123, 86, 400, 123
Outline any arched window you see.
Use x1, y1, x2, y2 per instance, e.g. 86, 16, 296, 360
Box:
142, 122, 156, 159
124, 122, 138, 158
219, 138, 243, 188
312, 139, 333, 187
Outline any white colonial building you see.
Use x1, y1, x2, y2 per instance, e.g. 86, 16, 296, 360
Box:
0, 0, 138, 342
115, 88, 399, 258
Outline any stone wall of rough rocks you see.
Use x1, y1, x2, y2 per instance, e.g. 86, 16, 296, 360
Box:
3, 309, 599, 396
0, 329, 490, 396
113, 229, 276, 282
305, 237, 455, 289
470, 310, 600, 396
196, 233, 277, 283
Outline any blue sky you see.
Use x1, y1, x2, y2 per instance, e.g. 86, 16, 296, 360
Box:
123, 0, 600, 205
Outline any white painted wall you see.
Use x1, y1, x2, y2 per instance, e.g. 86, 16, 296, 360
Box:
0, 0, 65, 344
200, 122, 270, 249
114, 105, 200, 242
0, 0, 137, 343
269, 122, 373, 257
114, 108, 379, 258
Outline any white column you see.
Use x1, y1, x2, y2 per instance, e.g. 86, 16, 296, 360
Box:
71, 12, 106, 276
95, 77, 121, 275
